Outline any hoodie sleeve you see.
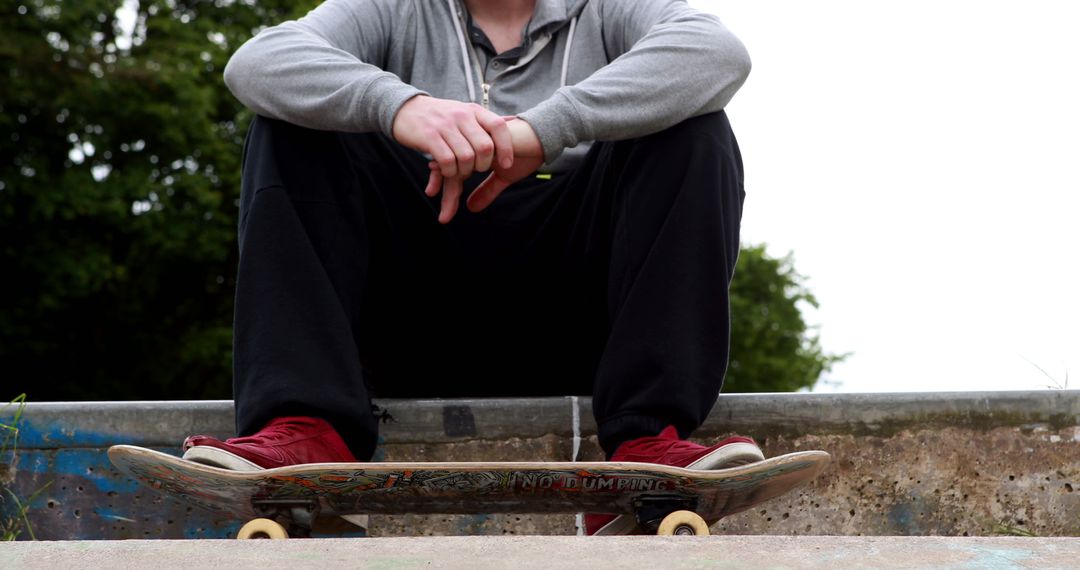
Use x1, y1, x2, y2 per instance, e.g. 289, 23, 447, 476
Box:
517, 0, 750, 162
223, 0, 425, 135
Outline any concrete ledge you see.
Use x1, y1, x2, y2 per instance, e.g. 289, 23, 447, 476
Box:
4, 391, 1080, 539
3, 536, 1079, 569
701, 390, 1080, 437
9, 390, 1080, 447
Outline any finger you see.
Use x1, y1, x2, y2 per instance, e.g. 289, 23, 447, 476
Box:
442, 130, 476, 179
461, 120, 495, 172
439, 175, 463, 224
467, 173, 511, 213
424, 167, 442, 198
429, 137, 458, 179
476, 111, 514, 170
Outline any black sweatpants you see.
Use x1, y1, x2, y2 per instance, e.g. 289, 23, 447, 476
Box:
232, 111, 745, 461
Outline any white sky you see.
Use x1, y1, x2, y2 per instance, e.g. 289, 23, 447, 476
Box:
691, 0, 1080, 393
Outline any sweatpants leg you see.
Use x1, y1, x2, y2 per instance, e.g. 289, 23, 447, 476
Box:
591, 112, 744, 457
518, 111, 746, 457
232, 116, 452, 461
434, 111, 745, 457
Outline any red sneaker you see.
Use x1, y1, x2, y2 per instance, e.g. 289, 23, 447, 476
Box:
182, 416, 357, 471
586, 425, 763, 536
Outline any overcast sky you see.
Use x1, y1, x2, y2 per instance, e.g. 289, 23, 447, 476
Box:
691, 0, 1080, 393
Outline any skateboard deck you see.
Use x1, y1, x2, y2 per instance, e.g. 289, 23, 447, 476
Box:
108, 445, 829, 536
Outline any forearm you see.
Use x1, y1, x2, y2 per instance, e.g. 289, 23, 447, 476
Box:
518, 3, 750, 162
222, 0, 423, 135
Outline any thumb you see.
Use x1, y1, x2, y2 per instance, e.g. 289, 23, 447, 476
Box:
467, 173, 511, 213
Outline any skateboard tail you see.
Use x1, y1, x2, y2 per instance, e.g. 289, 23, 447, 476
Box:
700, 456, 830, 523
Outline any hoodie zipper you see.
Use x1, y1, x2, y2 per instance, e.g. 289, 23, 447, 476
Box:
466, 38, 494, 109
480, 82, 491, 108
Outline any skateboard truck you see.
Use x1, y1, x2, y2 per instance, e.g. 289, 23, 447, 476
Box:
252, 499, 320, 537
633, 494, 699, 534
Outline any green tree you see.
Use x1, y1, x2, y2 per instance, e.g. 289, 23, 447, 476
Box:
0, 0, 317, 399
0, 1, 840, 399
727, 244, 845, 392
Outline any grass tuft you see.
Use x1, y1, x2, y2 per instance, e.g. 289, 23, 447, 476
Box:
1, 394, 43, 541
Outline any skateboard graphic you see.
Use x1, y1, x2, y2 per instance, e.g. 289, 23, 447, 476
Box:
108, 445, 830, 538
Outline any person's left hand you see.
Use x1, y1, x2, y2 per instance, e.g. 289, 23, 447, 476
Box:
425, 118, 545, 223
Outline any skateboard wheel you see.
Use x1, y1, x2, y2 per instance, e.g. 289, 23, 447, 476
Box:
656, 511, 710, 536
237, 518, 289, 539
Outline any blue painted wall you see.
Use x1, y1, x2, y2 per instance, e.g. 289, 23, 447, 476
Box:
2, 412, 240, 540
2, 411, 376, 539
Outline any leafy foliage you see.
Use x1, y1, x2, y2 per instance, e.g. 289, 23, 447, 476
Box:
0, 0, 316, 399
0, 1, 840, 399
727, 245, 845, 392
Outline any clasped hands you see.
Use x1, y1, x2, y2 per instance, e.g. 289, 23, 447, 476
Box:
392, 95, 545, 224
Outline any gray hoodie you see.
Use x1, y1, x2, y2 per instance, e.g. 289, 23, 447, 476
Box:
223, 0, 750, 171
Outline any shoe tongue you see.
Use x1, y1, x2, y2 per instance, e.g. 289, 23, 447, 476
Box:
254, 417, 315, 441
657, 425, 680, 440
266, 416, 321, 430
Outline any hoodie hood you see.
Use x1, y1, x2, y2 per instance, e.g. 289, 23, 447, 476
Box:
525, 0, 590, 36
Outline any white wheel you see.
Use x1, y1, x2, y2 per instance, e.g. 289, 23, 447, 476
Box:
237, 518, 289, 539
656, 510, 710, 536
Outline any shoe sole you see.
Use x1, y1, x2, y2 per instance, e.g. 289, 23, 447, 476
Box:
591, 442, 765, 536
183, 445, 266, 471
181, 445, 369, 532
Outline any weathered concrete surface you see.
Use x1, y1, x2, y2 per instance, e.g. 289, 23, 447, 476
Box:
369, 426, 1080, 538
4, 392, 1080, 539
8, 391, 1080, 445
4, 536, 1080, 569
716, 426, 1080, 537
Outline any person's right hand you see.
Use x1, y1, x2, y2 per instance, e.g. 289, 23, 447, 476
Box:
392, 96, 514, 224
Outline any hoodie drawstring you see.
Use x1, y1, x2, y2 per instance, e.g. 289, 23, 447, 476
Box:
447, 0, 478, 103
560, 16, 577, 88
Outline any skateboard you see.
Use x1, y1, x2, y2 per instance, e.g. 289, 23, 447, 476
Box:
108, 444, 830, 538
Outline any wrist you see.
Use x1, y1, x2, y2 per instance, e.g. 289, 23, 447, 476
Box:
507, 118, 544, 159
385, 91, 429, 139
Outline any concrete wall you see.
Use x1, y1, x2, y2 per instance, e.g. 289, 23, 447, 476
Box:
3, 391, 1080, 539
